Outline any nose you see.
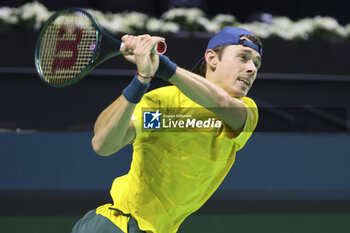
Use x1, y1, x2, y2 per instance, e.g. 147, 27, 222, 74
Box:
245, 60, 257, 76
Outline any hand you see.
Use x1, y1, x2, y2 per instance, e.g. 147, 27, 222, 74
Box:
121, 34, 165, 78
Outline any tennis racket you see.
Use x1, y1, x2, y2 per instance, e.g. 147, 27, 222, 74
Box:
34, 8, 167, 88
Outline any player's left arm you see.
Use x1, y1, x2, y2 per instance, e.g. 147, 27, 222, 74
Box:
169, 67, 247, 134
120, 34, 249, 134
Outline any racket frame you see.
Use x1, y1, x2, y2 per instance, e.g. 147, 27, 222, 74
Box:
35, 8, 123, 88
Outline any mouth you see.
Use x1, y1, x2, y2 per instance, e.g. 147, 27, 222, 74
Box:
237, 77, 250, 87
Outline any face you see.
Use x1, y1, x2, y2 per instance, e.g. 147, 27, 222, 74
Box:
206, 43, 261, 98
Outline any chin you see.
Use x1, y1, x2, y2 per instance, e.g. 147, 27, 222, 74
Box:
229, 88, 247, 98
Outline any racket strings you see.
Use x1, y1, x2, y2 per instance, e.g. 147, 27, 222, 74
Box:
38, 11, 97, 85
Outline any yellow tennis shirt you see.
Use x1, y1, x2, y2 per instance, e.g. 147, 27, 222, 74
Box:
98, 85, 258, 233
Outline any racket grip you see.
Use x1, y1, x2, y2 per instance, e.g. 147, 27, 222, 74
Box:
120, 41, 167, 55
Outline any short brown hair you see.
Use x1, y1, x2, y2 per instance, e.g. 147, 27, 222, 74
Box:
192, 35, 262, 77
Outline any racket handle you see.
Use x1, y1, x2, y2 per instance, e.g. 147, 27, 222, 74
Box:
120, 41, 167, 55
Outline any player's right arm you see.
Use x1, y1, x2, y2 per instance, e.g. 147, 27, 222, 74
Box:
91, 35, 163, 156
91, 95, 137, 156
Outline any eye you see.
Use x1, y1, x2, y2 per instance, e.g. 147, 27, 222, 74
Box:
240, 55, 248, 61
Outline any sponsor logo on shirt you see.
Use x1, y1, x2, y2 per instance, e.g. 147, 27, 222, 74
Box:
143, 109, 222, 129
143, 110, 162, 129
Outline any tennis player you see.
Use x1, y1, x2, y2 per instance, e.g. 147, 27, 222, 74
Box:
72, 27, 262, 233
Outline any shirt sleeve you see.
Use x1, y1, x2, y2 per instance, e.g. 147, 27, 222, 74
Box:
231, 97, 259, 150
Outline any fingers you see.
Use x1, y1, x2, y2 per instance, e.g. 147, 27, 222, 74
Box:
136, 36, 165, 56
121, 34, 165, 55
120, 35, 136, 55
121, 34, 164, 77
121, 35, 141, 54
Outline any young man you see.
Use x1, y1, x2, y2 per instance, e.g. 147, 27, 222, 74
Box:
72, 27, 262, 233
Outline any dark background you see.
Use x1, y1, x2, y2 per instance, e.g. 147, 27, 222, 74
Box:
2, 0, 350, 25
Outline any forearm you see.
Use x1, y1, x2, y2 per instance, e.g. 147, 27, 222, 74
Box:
92, 35, 164, 155
169, 67, 246, 132
170, 67, 241, 108
92, 95, 136, 156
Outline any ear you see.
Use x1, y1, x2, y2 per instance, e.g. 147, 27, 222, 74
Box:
204, 49, 218, 70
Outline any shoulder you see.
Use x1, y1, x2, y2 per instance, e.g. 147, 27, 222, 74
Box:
241, 96, 257, 108
241, 96, 258, 125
